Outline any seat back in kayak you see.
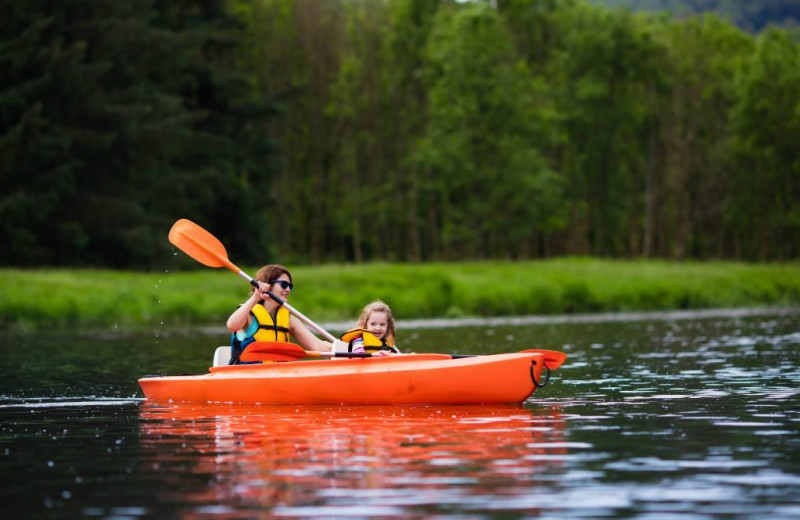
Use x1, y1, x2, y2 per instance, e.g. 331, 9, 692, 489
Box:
213, 346, 231, 367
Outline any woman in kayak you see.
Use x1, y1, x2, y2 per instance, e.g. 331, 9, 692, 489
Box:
339, 300, 400, 355
226, 264, 333, 363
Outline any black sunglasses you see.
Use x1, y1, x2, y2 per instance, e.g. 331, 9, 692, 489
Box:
269, 279, 294, 290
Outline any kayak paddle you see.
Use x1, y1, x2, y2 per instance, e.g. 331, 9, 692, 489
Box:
240, 343, 564, 371
168, 220, 568, 368
168, 218, 338, 342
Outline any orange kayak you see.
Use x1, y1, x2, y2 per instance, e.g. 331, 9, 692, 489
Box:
138, 350, 566, 405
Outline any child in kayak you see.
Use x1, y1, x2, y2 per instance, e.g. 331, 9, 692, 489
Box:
226, 264, 333, 363
339, 300, 400, 355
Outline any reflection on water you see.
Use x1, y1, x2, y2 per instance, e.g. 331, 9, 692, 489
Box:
0, 311, 798, 518
138, 403, 568, 517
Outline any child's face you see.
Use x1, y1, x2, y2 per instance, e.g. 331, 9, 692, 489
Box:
365, 311, 389, 340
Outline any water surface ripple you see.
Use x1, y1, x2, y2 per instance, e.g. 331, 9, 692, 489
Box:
0, 311, 797, 518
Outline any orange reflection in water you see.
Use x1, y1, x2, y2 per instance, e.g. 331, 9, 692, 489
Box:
139, 402, 566, 516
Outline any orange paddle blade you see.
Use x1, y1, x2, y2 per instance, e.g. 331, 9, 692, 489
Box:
522, 349, 567, 370
240, 341, 312, 362
168, 219, 238, 272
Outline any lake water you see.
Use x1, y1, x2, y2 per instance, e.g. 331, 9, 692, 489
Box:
1, 309, 798, 518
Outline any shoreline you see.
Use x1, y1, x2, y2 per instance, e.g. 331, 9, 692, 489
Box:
13, 306, 793, 339
188, 305, 800, 336
2, 259, 799, 332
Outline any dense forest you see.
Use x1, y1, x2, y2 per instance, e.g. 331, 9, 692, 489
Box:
591, 0, 800, 32
2, 0, 799, 268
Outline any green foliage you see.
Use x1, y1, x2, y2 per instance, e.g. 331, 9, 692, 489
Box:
0, 0, 277, 268
2, 260, 799, 331
646, 15, 753, 259
543, 2, 660, 255
728, 28, 800, 259
1, 0, 799, 269
414, 3, 564, 259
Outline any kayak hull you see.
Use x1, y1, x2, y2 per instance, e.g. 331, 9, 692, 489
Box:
138, 351, 564, 405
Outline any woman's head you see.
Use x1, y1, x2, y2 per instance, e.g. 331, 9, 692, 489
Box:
252, 264, 293, 298
357, 300, 396, 345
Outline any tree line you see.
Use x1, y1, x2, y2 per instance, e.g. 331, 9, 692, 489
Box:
1, 0, 798, 269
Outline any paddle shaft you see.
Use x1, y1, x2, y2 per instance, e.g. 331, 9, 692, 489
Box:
305, 350, 373, 358
239, 341, 374, 362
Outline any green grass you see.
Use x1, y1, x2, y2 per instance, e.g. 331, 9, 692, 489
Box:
1, 258, 799, 331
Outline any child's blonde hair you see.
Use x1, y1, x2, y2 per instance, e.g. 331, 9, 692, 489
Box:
357, 300, 396, 346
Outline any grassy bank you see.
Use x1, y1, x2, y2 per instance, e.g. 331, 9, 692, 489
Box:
1, 258, 799, 331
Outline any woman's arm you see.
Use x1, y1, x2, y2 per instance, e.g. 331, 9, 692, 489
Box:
290, 316, 333, 352
226, 292, 260, 332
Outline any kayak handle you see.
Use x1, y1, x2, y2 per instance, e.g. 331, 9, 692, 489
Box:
530, 359, 552, 388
